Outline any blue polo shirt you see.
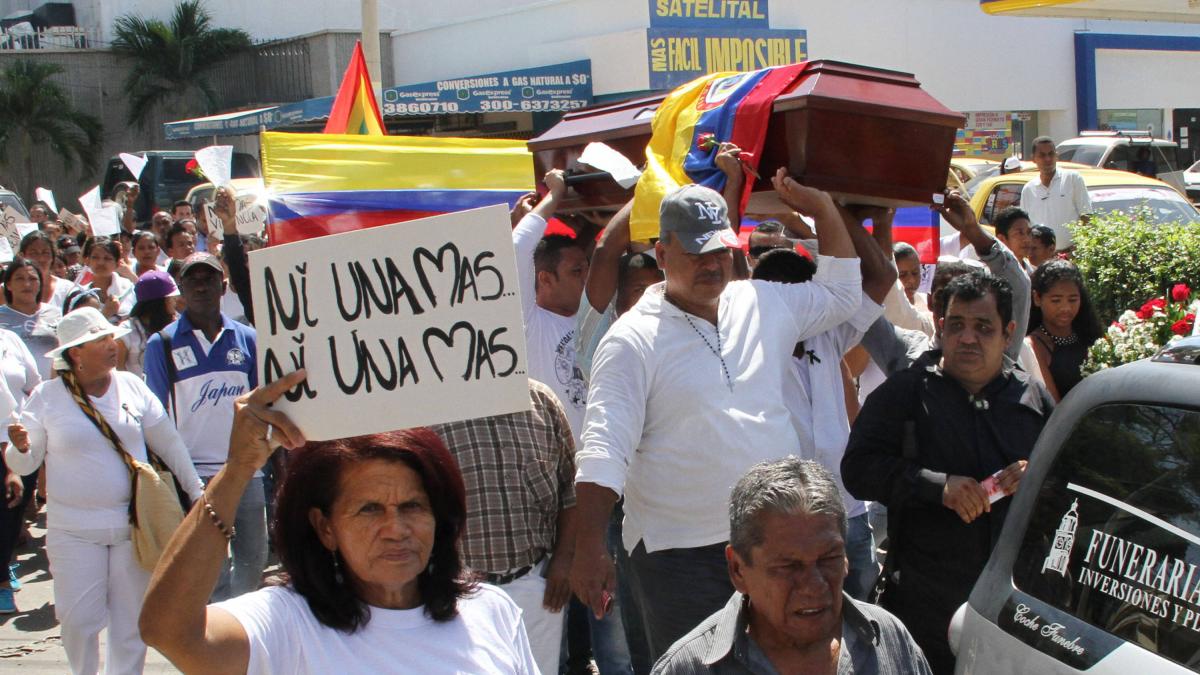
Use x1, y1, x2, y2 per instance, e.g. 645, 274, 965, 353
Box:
145, 312, 257, 476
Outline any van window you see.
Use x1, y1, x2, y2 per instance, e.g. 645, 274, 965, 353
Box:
1012, 403, 1200, 671
981, 183, 1023, 225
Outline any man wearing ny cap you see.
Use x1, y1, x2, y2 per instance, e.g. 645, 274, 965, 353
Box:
570, 172, 863, 660
144, 252, 263, 601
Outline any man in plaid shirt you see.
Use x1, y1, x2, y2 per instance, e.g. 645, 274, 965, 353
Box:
431, 379, 577, 675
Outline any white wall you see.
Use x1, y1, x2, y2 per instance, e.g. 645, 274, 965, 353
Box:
1096, 48, 1200, 111
80, 0, 405, 43
389, 0, 1200, 129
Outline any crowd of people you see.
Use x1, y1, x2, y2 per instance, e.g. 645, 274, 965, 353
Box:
0, 135, 1105, 675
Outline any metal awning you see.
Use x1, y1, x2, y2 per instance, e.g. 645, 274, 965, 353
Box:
981, 0, 1200, 23
164, 98, 335, 140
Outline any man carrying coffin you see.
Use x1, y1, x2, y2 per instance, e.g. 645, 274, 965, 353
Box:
570, 172, 863, 660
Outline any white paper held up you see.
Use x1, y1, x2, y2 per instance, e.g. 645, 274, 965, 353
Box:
14, 222, 37, 240
194, 145, 233, 186
79, 185, 103, 216
0, 237, 13, 264
34, 187, 57, 213
118, 153, 148, 180
90, 206, 122, 237
578, 142, 642, 189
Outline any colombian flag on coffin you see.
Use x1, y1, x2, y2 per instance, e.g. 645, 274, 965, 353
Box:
630, 63, 810, 242
262, 132, 534, 245
323, 41, 386, 135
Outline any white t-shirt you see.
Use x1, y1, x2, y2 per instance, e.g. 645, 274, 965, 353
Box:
215, 584, 539, 675
512, 213, 587, 443
0, 329, 40, 442
5, 371, 203, 530
578, 258, 862, 553
1020, 169, 1091, 250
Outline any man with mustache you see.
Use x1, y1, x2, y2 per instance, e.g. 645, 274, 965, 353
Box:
571, 173, 863, 661
842, 271, 1053, 674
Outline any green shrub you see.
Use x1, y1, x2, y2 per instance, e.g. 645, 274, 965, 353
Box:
1070, 207, 1200, 325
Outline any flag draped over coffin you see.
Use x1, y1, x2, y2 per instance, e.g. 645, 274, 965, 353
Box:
890, 207, 941, 265
323, 41, 387, 136
630, 63, 810, 242
262, 132, 534, 245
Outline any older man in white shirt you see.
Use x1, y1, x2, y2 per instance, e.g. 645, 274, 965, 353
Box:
569, 171, 863, 660
1020, 136, 1091, 250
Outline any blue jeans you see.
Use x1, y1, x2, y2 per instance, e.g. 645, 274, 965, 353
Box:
844, 512, 879, 601
205, 475, 268, 601
626, 541, 734, 662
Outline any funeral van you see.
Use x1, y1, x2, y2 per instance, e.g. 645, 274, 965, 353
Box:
950, 336, 1200, 674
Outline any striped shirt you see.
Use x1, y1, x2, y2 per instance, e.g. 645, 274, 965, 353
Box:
431, 379, 576, 574
652, 592, 932, 675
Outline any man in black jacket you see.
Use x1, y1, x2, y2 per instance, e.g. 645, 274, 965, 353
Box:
842, 271, 1053, 674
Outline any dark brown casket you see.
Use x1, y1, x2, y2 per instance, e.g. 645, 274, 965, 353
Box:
527, 60, 965, 214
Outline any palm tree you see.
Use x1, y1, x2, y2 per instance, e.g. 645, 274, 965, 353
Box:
112, 0, 252, 128
0, 60, 102, 198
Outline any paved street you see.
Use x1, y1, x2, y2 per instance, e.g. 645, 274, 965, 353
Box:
0, 511, 178, 673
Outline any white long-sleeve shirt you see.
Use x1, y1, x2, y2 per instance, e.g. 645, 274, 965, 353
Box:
512, 213, 588, 442
0, 329, 41, 442
577, 256, 863, 553
785, 294, 883, 520
6, 371, 204, 531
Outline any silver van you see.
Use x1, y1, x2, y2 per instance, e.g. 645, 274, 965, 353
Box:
951, 337, 1200, 674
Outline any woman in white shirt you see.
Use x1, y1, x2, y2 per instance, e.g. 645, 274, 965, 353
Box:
117, 271, 179, 379
6, 308, 203, 675
140, 371, 539, 675
82, 237, 135, 322
18, 231, 71, 310
0, 329, 40, 614
0, 259, 61, 382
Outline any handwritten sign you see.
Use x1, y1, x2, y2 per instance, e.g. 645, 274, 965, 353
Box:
248, 205, 531, 441
0, 207, 24, 249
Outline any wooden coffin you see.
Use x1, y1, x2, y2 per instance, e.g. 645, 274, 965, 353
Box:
527, 60, 965, 213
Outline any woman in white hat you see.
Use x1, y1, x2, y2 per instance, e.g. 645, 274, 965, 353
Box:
5, 307, 203, 675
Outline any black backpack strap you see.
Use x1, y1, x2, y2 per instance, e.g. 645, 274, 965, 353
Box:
158, 327, 178, 422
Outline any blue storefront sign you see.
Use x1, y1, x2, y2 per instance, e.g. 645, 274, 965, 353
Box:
647, 27, 807, 89
381, 60, 593, 116
649, 0, 770, 28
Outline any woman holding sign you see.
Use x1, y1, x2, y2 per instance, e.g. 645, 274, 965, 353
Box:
6, 307, 203, 675
140, 371, 539, 674
80, 237, 135, 322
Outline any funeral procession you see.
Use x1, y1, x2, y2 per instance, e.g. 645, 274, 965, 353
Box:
0, 0, 1196, 673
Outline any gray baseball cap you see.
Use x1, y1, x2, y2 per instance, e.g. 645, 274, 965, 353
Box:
658, 184, 740, 254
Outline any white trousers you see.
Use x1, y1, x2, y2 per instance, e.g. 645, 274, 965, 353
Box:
496, 566, 564, 675
46, 526, 150, 675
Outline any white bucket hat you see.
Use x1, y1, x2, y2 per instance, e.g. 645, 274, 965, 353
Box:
46, 307, 131, 363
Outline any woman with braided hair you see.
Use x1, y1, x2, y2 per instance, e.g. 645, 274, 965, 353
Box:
5, 307, 203, 675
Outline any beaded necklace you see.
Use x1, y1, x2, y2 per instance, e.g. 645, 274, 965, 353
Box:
683, 313, 733, 391
1039, 325, 1079, 347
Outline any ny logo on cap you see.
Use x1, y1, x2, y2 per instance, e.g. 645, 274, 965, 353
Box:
694, 201, 723, 223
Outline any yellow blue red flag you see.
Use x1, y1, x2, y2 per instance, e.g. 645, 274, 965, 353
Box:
262, 131, 533, 245
630, 63, 810, 241
323, 41, 387, 136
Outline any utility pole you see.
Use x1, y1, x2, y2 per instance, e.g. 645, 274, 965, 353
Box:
361, 0, 382, 107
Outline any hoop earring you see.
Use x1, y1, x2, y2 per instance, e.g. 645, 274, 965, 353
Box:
332, 550, 344, 585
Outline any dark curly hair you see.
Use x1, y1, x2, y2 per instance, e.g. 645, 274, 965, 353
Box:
272, 428, 475, 633
939, 270, 1014, 326
1027, 259, 1102, 346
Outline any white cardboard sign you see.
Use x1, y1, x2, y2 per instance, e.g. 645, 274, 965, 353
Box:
34, 187, 57, 213
248, 204, 531, 441
0, 206, 24, 249
194, 145, 233, 186
89, 205, 122, 237
118, 152, 148, 179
